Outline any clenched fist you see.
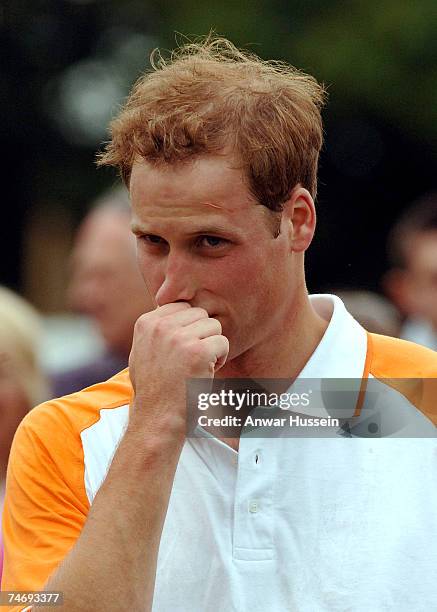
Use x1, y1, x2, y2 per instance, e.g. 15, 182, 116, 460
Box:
128, 302, 229, 440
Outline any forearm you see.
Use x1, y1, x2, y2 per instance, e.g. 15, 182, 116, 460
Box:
37, 424, 184, 612
32, 301, 227, 611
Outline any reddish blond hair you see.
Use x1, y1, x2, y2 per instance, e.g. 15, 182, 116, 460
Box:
98, 36, 326, 210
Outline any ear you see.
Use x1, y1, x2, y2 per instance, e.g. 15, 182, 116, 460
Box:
282, 186, 316, 252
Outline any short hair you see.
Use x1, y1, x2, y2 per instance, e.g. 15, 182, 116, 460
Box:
97, 35, 326, 211
387, 191, 437, 268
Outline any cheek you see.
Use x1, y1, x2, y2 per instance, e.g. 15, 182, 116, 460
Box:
137, 251, 159, 290
141, 273, 162, 300
216, 252, 285, 308
208, 257, 252, 294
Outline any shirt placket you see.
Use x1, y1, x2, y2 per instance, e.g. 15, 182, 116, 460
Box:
232, 436, 276, 561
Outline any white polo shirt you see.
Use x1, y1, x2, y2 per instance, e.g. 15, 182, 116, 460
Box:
3, 295, 437, 611
151, 296, 437, 611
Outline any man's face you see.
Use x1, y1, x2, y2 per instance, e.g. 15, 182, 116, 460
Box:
130, 155, 304, 363
403, 231, 437, 329
69, 209, 153, 356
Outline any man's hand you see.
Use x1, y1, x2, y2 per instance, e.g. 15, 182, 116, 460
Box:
128, 302, 229, 437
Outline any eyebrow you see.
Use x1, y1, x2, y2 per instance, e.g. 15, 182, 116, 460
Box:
131, 222, 241, 238
186, 225, 239, 237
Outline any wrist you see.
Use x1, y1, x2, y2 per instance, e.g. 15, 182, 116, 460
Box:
128, 396, 186, 436
125, 417, 185, 456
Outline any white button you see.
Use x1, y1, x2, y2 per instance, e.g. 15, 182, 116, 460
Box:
248, 500, 259, 513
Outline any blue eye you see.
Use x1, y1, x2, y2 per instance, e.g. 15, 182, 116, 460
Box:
199, 236, 226, 248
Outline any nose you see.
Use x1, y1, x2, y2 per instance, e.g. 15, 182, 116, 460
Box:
154, 251, 197, 306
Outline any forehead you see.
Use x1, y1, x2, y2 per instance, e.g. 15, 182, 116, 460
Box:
73, 210, 135, 266
77, 210, 131, 244
129, 156, 268, 232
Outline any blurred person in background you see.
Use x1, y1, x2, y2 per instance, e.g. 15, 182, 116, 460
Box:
51, 186, 155, 397
0, 286, 49, 581
384, 191, 437, 351
333, 290, 401, 337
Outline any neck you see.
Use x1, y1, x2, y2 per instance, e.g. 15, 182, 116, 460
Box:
218, 290, 329, 381
203, 290, 330, 452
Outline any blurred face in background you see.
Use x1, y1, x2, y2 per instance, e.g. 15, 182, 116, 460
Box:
401, 231, 437, 330
69, 208, 154, 357
0, 352, 30, 476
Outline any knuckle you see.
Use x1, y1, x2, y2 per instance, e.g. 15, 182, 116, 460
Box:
134, 314, 149, 334
170, 327, 188, 346
187, 341, 207, 363
194, 307, 209, 319
153, 318, 171, 335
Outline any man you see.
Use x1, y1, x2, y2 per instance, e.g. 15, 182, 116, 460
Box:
51, 186, 154, 396
384, 191, 437, 351
2, 37, 437, 611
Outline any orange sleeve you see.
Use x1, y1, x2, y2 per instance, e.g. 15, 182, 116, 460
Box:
368, 333, 437, 425
1, 399, 90, 607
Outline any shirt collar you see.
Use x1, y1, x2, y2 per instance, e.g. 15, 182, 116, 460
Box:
299, 294, 368, 379
291, 294, 369, 418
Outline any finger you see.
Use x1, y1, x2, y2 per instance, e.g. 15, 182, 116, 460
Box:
152, 302, 192, 318
200, 334, 229, 367
214, 352, 228, 372
163, 306, 210, 327
185, 317, 222, 339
